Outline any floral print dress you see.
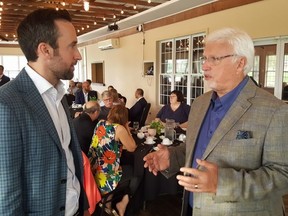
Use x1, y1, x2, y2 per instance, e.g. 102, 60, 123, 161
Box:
88, 120, 123, 195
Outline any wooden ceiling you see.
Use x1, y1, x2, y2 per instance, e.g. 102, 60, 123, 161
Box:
0, 0, 170, 42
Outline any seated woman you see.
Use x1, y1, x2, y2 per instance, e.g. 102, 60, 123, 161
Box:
88, 104, 136, 216
155, 90, 190, 128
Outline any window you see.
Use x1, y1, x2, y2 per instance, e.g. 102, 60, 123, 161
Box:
0, 55, 27, 79
250, 38, 288, 100
159, 33, 205, 105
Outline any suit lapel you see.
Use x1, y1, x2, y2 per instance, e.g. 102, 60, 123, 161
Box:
16, 69, 62, 150
185, 92, 211, 167
202, 79, 257, 160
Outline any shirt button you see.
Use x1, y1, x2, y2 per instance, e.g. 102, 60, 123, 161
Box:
60, 206, 65, 211
60, 179, 67, 184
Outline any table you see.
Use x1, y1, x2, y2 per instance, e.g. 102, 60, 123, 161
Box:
131, 131, 184, 203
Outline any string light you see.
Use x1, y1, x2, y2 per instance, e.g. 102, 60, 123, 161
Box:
83, 1, 89, 11
133, 4, 137, 9
94, 21, 97, 25
121, 9, 124, 14
148, 0, 151, 3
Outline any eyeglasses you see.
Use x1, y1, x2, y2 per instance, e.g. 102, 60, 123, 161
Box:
103, 97, 112, 102
199, 54, 237, 66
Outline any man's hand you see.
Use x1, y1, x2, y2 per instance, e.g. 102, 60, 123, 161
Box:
176, 159, 218, 193
143, 144, 170, 176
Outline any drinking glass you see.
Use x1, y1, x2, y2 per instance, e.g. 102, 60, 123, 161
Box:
133, 122, 139, 132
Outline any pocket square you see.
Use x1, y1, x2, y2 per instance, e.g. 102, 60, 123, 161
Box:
236, 130, 252, 139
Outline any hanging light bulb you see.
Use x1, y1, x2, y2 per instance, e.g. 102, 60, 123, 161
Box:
83, 1, 89, 11
121, 9, 124, 14
133, 4, 137, 9
148, 0, 151, 3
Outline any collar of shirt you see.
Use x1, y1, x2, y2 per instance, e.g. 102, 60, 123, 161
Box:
25, 65, 66, 104
137, 96, 143, 102
211, 76, 249, 112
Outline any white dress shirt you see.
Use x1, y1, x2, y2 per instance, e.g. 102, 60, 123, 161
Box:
25, 65, 80, 216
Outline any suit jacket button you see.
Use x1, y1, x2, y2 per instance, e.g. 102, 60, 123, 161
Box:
61, 179, 67, 184
60, 206, 65, 211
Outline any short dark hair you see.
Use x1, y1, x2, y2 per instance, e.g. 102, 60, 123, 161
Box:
136, 88, 144, 96
17, 9, 72, 62
170, 90, 185, 103
0, 65, 3, 71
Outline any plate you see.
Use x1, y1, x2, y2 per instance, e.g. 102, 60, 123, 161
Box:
144, 141, 156, 145
162, 141, 173, 146
159, 135, 165, 140
153, 146, 159, 151
177, 138, 185, 142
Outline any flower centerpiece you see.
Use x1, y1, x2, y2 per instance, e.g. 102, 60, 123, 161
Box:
149, 120, 164, 135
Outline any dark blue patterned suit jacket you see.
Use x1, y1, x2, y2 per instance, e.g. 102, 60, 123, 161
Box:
0, 69, 87, 215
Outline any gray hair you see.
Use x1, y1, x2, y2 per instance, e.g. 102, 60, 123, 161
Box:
205, 27, 255, 75
83, 102, 100, 114
101, 90, 112, 98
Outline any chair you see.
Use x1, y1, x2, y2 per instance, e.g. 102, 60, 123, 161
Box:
139, 103, 151, 128
64, 94, 75, 107
96, 165, 140, 216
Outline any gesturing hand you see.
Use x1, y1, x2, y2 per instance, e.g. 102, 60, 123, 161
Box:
143, 144, 170, 176
176, 159, 218, 193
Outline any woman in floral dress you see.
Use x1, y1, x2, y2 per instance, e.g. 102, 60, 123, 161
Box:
88, 104, 136, 216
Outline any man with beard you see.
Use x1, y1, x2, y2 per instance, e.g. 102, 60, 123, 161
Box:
0, 9, 89, 216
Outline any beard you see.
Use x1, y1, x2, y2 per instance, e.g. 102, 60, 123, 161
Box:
50, 56, 76, 81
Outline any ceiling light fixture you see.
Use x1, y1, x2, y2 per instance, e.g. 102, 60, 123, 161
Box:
148, 0, 151, 3
121, 9, 124, 14
133, 4, 137, 9
83, 1, 89, 11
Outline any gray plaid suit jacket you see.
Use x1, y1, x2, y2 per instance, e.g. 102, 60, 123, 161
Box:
0, 69, 87, 215
168, 78, 288, 216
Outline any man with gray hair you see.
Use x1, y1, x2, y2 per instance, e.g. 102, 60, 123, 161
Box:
73, 101, 100, 155
144, 27, 288, 215
98, 90, 113, 121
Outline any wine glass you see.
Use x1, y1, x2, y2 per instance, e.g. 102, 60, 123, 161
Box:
133, 122, 140, 132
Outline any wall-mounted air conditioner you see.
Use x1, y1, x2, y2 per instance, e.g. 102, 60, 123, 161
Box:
98, 38, 120, 50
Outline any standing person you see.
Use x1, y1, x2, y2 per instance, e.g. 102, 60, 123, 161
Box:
75, 81, 98, 105
129, 88, 147, 124
0, 65, 10, 86
0, 9, 89, 216
144, 27, 288, 216
73, 101, 100, 155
